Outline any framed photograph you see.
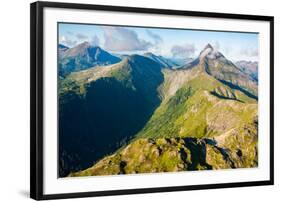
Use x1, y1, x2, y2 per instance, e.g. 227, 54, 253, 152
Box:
30, 1, 274, 200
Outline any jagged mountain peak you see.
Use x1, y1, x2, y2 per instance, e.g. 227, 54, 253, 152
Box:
63, 42, 106, 58
204, 43, 214, 50
59, 42, 121, 76
63, 41, 91, 57
59, 41, 259, 177
199, 43, 223, 60
79, 41, 91, 47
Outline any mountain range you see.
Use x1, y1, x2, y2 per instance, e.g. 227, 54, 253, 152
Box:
143, 52, 179, 68
235, 60, 258, 82
58, 42, 258, 177
58, 42, 121, 77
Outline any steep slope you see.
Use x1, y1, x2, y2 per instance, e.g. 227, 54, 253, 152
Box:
69, 44, 258, 177
182, 44, 258, 98
59, 42, 121, 77
59, 55, 164, 177
71, 109, 257, 176
138, 71, 257, 139
137, 44, 257, 139
69, 138, 223, 176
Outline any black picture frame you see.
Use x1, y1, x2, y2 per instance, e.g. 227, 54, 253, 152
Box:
30, 1, 274, 200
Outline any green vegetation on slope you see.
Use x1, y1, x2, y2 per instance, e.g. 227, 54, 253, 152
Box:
59, 55, 165, 177
70, 124, 257, 177
68, 67, 258, 177
60, 46, 259, 177
137, 70, 257, 140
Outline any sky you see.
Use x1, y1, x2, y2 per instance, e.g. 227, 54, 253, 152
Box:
59, 23, 259, 62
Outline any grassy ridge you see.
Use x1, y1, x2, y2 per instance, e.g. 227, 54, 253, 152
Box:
137, 71, 257, 140
60, 54, 258, 177
69, 69, 258, 177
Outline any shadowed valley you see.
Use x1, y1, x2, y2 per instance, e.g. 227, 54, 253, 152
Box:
58, 43, 258, 177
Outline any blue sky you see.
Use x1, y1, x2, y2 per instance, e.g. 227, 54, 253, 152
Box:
59, 23, 259, 62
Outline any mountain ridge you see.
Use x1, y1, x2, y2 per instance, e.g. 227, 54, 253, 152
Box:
59, 54, 165, 177
59, 43, 258, 177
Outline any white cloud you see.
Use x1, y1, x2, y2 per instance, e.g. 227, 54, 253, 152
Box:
146, 30, 164, 54
146, 30, 163, 45
90, 35, 100, 46
59, 35, 77, 47
214, 41, 220, 51
76, 33, 88, 40
239, 48, 259, 57
171, 43, 196, 58
103, 26, 152, 51
59, 33, 101, 48
67, 31, 74, 35
217, 46, 259, 62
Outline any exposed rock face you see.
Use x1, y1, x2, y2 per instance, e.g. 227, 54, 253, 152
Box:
70, 131, 257, 176
60, 43, 258, 177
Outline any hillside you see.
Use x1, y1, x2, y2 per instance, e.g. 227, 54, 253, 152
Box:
66, 44, 258, 177
70, 129, 257, 176
59, 44, 258, 177
59, 55, 164, 177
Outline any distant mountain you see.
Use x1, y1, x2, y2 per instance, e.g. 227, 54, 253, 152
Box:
58, 44, 69, 55
170, 57, 194, 67
235, 60, 258, 82
113, 53, 130, 60
59, 44, 258, 177
143, 52, 178, 68
58, 42, 121, 77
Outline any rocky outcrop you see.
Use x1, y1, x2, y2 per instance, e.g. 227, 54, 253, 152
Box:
69, 124, 258, 177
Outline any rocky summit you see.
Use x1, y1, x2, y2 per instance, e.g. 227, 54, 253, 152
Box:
58, 42, 258, 177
